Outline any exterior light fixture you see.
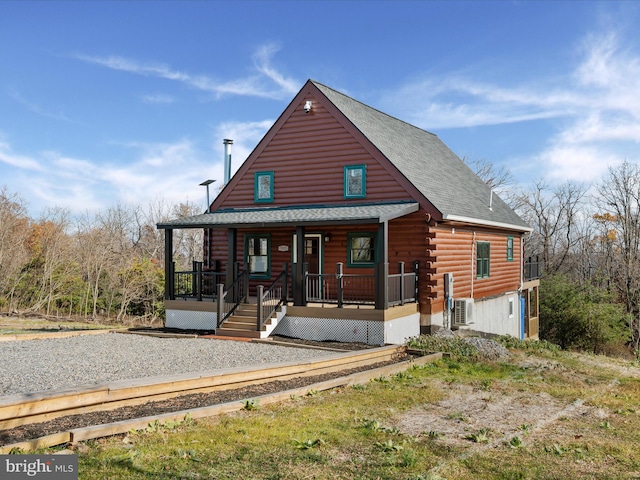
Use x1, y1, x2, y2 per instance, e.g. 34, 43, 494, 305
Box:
200, 179, 216, 270
199, 179, 215, 213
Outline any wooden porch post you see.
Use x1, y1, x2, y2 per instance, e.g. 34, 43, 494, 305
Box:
164, 229, 174, 300
293, 226, 306, 306
226, 228, 237, 288
375, 221, 389, 310
195, 261, 203, 301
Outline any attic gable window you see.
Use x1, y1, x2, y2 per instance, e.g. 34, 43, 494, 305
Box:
344, 164, 366, 199
254, 171, 274, 203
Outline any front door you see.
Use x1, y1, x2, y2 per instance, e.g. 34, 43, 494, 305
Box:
293, 233, 323, 274
305, 236, 321, 275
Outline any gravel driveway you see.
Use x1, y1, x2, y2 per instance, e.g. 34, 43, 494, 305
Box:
0, 332, 333, 397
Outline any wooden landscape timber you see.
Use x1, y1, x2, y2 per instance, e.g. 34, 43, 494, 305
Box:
0, 349, 442, 453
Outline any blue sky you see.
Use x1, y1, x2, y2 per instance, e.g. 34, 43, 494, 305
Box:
1, 1, 639, 217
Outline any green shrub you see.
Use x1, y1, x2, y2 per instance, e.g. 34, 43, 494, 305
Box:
539, 274, 630, 354
497, 335, 560, 353
406, 335, 479, 360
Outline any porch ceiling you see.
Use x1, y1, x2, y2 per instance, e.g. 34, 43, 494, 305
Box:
157, 201, 419, 229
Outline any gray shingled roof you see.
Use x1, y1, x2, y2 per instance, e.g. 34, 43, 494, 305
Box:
312, 81, 530, 231
158, 202, 419, 229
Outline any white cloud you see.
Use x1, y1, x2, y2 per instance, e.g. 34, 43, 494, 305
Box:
9, 89, 74, 123
0, 137, 224, 216
74, 43, 299, 101
213, 120, 273, 173
536, 145, 621, 184
389, 27, 640, 185
0, 140, 43, 171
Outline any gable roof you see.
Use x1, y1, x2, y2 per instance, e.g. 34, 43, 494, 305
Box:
310, 81, 530, 232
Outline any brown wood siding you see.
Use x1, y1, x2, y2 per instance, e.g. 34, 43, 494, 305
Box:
219, 93, 413, 209
206, 217, 520, 317
429, 225, 521, 313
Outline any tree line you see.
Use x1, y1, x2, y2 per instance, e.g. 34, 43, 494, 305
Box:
0, 187, 202, 324
471, 158, 639, 356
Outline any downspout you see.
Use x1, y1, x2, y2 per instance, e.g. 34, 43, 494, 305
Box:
470, 231, 476, 299
520, 232, 525, 339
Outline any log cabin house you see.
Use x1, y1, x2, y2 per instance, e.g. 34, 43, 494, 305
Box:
157, 80, 540, 345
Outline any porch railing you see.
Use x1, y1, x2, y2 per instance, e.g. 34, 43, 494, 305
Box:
524, 256, 542, 281
257, 265, 288, 331
217, 269, 249, 327
388, 262, 418, 306
172, 261, 225, 301
305, 262, 417, 307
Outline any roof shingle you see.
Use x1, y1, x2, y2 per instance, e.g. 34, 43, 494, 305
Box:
312, 81, 530, 231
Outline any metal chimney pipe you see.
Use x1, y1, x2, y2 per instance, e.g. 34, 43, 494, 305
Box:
223, 139, 233, 184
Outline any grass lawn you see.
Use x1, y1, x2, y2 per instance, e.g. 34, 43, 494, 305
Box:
44, 339, 640, 480
0, 316, 120, 335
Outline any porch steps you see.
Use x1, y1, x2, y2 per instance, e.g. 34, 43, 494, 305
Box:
216, 303, 277, 339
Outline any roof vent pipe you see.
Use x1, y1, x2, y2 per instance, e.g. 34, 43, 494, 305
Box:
223, 139, 233, 185
489, 189, 494, 211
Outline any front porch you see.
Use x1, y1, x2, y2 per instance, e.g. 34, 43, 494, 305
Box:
163, 261, 420, 345
157, 202, 423, 345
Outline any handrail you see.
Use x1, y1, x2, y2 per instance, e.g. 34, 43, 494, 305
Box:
217, 270, 249, 327
257, 266, 288, 331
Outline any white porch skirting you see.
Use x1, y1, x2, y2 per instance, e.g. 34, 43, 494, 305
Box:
166, 309, 217, 330
273, 313, 419, 346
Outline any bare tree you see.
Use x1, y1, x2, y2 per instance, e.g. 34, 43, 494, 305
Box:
170, 202, 204, 270
0, 187, 30, 311
23, 207, 77, 315
463, 156, 520, 207
594, 161, 640, 315
516, 180, 588, 275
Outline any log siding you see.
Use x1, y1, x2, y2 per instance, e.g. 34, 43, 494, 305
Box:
214, 93, 415, 209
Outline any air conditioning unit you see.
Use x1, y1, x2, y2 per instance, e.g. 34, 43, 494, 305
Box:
454, 298, 475, 326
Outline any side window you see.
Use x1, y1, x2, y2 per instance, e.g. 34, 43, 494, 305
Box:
344, 165, 366, 199
347, 232, 376, 267
476, 241, 490, 278
254, 171, 274, 203
506, 236, 514, 261
246, 234, 270, 278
